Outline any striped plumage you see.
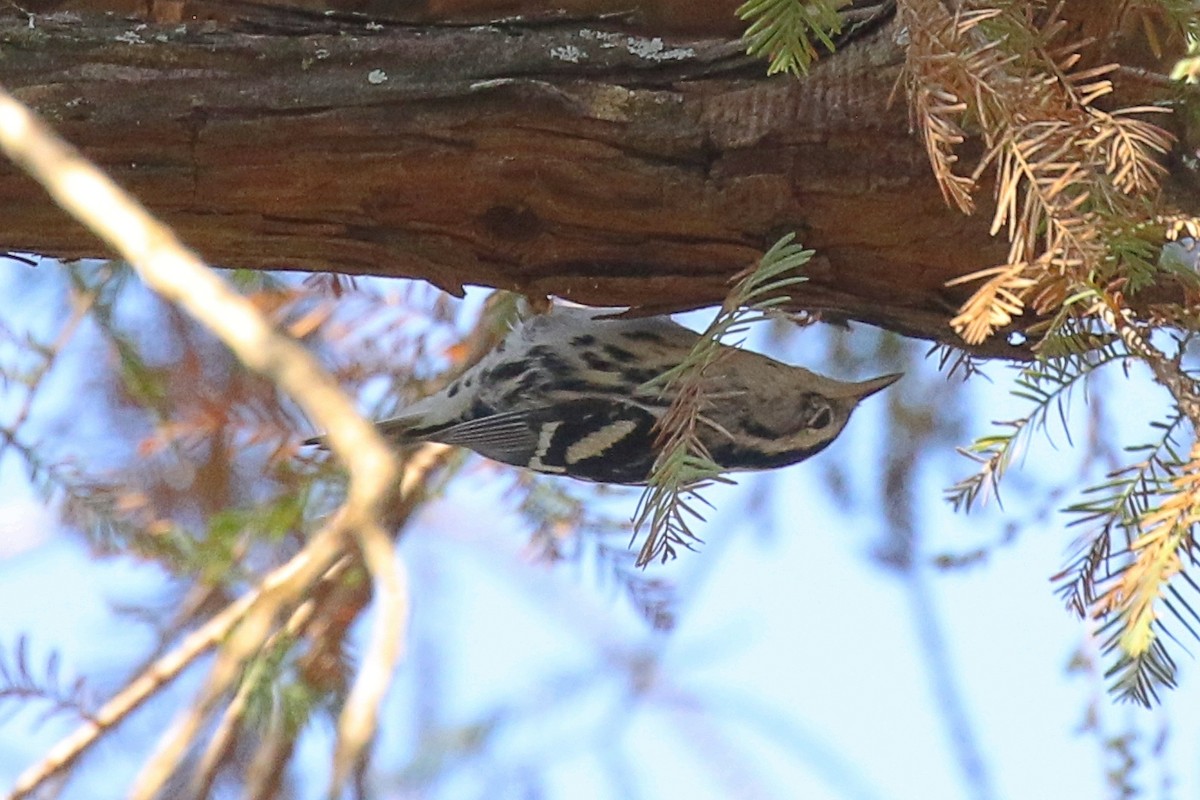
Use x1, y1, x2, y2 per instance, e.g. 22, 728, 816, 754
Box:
341, 307, 899, 485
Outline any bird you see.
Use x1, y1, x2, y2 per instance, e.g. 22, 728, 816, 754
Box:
308, 306, 900, 485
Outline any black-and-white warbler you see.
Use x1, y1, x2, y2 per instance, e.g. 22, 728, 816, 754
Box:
316, 307, 899, 485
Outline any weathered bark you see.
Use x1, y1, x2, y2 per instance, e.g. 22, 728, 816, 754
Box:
0, 3, 1193, 358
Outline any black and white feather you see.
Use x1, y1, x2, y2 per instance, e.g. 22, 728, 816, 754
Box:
314, 307, 900, 485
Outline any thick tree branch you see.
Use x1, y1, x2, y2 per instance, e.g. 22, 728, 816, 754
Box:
0, 5, 1194, 358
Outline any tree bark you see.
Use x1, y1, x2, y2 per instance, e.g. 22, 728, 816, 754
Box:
0, 3, 1192, 358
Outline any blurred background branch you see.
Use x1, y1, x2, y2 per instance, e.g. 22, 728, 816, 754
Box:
0, 84, 405, 798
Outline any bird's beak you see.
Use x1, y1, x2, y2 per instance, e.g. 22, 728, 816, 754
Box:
851, 372, 902, 399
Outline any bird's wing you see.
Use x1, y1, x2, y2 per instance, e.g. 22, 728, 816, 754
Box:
414, 399, 662, 483
417, 409, 545, 466
301, 406, 530, 457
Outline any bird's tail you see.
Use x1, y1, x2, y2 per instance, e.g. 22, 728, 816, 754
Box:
302, 412, 424, 449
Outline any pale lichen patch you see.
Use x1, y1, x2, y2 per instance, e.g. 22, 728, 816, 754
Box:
549, 44, 586, 63
578, 29, 621, 48
625, 37, 694, 62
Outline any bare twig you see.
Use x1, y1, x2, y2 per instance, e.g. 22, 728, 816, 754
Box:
8, 520, 347, 798
1094, 298, 1200, 428
0, 278, 95, 445
188, 593, 322, 799
0, 85, 403, 797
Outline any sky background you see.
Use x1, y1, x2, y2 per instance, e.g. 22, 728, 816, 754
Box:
0, 271, 1193, 800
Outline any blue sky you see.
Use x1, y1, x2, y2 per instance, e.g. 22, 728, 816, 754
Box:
0, 276, 1192, 799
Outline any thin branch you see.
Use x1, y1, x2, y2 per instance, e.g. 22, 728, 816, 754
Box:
7, 517, 348, 798
0, 85, 403, 797
1095, 298, 1200, 430
188, 595, 322, 799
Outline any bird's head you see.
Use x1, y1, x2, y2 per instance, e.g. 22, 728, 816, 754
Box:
785, 371, 901, 443
706, 370, 902, 472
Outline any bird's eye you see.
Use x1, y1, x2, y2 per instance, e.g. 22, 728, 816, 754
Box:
797, 394, 834, 431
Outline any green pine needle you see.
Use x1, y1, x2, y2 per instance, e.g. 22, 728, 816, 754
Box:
632, 234, 812, 567
950, 305, 1200, 705
737, 0, 846, 77
946, 319, 1129, 513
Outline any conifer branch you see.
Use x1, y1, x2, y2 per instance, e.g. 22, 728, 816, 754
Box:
737, 0, 846, 76
894, 2, 1200, 702
632, 234, 812, 567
